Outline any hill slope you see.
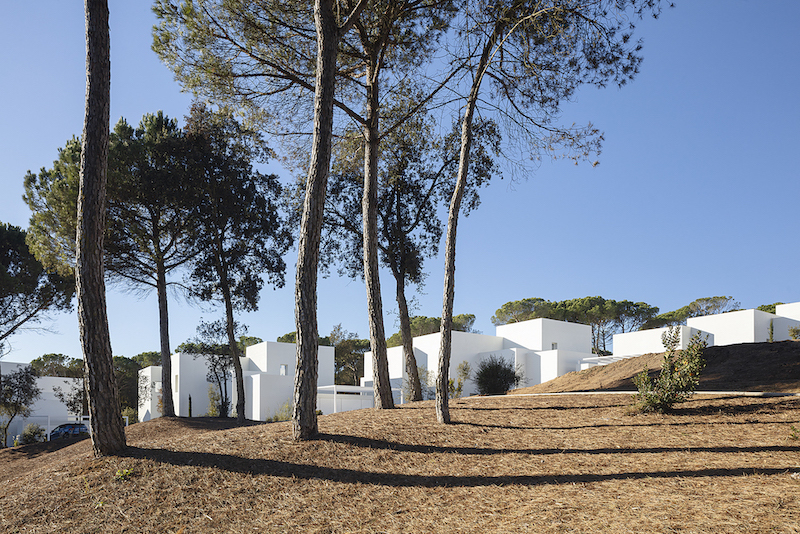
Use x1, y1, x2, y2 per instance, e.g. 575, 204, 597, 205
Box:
511, 340, 800, 395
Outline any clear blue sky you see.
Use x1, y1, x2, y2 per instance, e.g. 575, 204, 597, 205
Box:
1, 2, 798, 364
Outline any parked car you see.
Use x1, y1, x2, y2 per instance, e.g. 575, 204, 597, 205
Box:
49, 423, 89, 440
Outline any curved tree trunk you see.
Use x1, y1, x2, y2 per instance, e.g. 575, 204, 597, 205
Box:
221, 283, 245, 424
363, 59, 394, 410
292, 0, 338, 440
436, 27, 498, 424
396, 272, 422, 401
77, 0, 126, 456
156, 258, 175, 417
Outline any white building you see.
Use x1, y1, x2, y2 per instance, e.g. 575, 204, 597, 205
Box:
138, 341, 338, 422
604, 302, 800, 363
362, 318, 594, 397
0, 361, 82, 447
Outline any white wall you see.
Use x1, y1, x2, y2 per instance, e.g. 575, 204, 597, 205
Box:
776, 302, 800, 322
613, 326, 714, 357
138, 365, 162, 422
1, 362, 81, 446
498, 318, 592, 353
173, 353, 218, 418
687, 309, 774, 346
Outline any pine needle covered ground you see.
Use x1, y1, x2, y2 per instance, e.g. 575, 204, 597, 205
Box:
1, 342, 799, 533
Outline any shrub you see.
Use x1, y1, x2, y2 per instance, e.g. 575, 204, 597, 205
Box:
267, 398, 292, 422
449, 361, 472, 399
403, 365, 435, 401
20, 423, 46, 445
121, 406, 138, 425
789, 325, 800, 341
474, 355, 522, 395
633, 326, 708, 413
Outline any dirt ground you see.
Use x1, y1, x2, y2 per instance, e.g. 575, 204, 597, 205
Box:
1, 341, 798, 533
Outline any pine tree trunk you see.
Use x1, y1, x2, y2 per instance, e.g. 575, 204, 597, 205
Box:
436, 28, 498, 424
363, 59, 394, 410
77, 0, 126, 456
396, 273, 422, 401
292, 0, 339, 440
156, 259, 175, 417
222, 285, 245, 424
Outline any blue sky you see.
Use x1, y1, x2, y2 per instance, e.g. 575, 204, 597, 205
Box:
1, 2, 798, 364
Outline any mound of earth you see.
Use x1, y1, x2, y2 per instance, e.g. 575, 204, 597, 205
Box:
511, 340, 800, 394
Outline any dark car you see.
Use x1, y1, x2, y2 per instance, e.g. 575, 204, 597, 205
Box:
49, 423, 89, 440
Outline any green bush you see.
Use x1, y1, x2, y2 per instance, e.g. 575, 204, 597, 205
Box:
267, 398, 292, 422
474, 355, 522, 395
121, 406, 138, 425
20, 423, 46, 445
789, 325, 800, 341
633, 326, 708, 413
449, 361, 472, 399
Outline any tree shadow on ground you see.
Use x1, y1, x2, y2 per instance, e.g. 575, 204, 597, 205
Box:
119, 444, 794, 488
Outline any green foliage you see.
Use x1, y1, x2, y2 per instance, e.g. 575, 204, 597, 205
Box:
386, 314, 476, 348
789, 325, 800, 341
113, 356, 141, 410
121, 406, 138, 425
29, 353, 83, 378
688, 296, 740, 317
328, 324, 369, 386
491, 296, 659, 354
474, 355, 522, 396
403, 365, 435, 401
448, 362, 472, 399
0, 224, 74, 354
206, 384, 221, 417
276, 331, 333, 346
114, 468, 134, 482
20, 423, 46, 445
758, 303, 784, 314
633, 327, 708, 413
790, 425, 799, 441
132, 351, 161, 368
53, 378, 85, 418
267, 398, 293, 423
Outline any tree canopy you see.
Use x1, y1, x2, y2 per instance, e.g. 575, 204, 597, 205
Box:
0, 223, 74, 355
29, 353, 83, 378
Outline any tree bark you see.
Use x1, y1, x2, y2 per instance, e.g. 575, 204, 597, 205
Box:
396, 272, 422, 401
363, 57, 394, 410
436, 25, 498, 424
156, 258, 175, 417
77, 0, 126, 455
292, 0, 339, 440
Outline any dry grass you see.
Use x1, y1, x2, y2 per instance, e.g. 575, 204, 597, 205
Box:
2, 393, 800, 533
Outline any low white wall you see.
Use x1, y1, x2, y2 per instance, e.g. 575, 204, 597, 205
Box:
687, 309, 773, 346
776, 302, 800, 322
613, 326, 713, 357
772, 317, 800, 341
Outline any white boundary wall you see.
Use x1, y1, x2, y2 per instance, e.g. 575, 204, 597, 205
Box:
688, 309, 781, 346
612, 326, 714, 358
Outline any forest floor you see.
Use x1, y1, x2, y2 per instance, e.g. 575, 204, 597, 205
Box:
1, 341, 799, 533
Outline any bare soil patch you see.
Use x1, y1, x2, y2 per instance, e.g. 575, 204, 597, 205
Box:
513, 340, 800, 394
1, 393, 799, 533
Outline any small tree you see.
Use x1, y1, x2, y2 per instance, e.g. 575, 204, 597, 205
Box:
474, 355, 522, 396
0, 365, 41, 448
53, 378, 85, 418
633, 326, 708, 413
